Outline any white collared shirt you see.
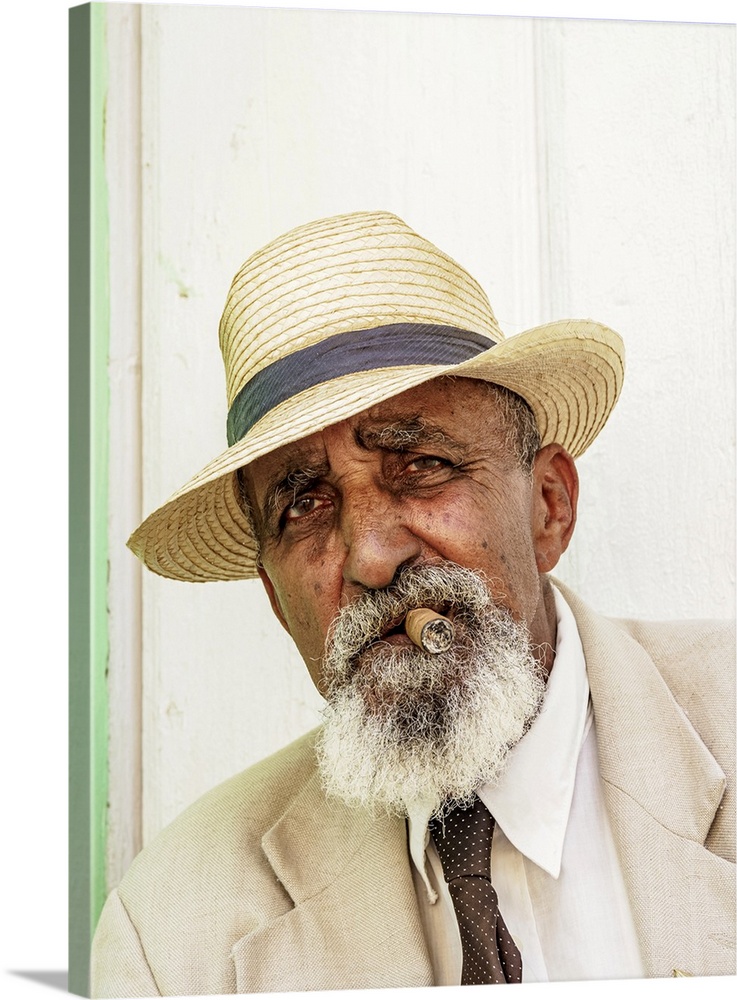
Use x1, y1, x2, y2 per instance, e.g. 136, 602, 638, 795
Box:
408, 586, 644, 984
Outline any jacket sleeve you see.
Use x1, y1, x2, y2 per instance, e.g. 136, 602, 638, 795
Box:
90, 889, 161, 998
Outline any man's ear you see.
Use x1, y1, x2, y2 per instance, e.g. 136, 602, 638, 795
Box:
530, 444, 579, 574
257, 566, 292, 636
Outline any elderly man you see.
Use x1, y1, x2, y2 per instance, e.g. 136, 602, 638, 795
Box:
91, 211, 734, 996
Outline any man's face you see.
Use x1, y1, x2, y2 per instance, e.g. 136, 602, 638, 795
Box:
247, 377, 577, 693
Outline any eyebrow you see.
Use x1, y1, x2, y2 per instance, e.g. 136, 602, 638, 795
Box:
355, 416, 460, 453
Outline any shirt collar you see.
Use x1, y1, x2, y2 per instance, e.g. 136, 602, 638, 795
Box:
479, 584, 590, 878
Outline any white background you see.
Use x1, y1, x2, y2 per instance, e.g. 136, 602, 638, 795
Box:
2, 2, 735, 1000
107, 1, 735, 866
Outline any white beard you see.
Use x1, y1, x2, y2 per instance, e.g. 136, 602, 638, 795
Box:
315, 563, 546, 820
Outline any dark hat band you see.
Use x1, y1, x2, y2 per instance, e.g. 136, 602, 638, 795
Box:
226, 323, 496, 446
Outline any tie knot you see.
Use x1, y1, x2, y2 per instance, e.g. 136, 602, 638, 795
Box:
429, 795, 494, 881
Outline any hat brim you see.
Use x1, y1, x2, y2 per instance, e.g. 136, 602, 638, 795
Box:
128, 318, 624, 582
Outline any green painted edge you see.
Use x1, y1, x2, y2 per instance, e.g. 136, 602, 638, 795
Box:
90, 0, 111, 957
69, 3, 110, 995
90, 0, 111, 934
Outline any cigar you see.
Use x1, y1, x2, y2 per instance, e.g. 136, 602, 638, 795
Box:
404, 608, 455, 654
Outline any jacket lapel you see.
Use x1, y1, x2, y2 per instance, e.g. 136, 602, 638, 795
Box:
231, 769, 433, 992
557, 582, 734, 977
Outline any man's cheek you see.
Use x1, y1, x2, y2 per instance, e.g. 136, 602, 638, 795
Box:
286, 600, 328, 654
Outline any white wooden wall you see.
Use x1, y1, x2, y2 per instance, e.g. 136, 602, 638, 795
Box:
104, 3, 735, 890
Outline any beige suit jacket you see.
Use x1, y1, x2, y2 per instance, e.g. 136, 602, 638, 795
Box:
91, 586, 736, 996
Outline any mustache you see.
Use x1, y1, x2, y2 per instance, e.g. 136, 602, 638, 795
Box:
324, 562, 495, 680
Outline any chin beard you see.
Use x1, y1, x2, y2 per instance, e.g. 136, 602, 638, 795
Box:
315, 563, 546, 820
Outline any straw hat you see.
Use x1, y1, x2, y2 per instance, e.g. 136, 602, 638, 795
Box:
128, 210, 624, 582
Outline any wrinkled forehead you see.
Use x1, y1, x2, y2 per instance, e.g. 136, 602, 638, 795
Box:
245, 376, 505, 499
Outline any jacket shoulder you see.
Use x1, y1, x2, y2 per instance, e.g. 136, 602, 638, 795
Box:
611, 616, 735, 714
127, 725, 321, 873
94, 727, 321, 996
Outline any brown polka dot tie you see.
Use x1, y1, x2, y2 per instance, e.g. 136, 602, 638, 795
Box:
429, 795, 523, 985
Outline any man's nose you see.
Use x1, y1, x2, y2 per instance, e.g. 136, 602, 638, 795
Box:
340, 494, 423, 591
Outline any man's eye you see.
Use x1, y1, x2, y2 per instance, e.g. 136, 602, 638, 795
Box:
408, 455, 445, 472
284, 496, 322, 521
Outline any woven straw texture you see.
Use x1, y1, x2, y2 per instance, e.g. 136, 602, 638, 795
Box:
128, 211, 624, 582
